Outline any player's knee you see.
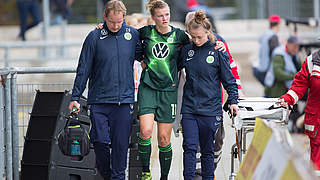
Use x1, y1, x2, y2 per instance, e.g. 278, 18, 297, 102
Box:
158, 135, 170, 147
140, 129, 152, 139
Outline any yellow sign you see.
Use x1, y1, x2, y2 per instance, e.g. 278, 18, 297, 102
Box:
236, 118, 316, 180
236, 118, 273, 180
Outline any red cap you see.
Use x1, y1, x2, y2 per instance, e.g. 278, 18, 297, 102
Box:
269, 14, 281, 23
187, 0, 199, 9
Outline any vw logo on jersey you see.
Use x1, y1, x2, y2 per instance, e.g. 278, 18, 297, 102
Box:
124, 32, 132, 40
152, 42, 170, 59
188, 50, 194, 57
206, 56, 215, 64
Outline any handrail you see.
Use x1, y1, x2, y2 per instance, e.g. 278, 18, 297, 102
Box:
14, 67, 76, 74
0, 40, 82, 67
0, 67, 76, 74
0, 33, 318, 49
0, 41, 82, 48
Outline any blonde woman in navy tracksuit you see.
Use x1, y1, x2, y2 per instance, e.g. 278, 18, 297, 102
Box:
178, 10, 239, 179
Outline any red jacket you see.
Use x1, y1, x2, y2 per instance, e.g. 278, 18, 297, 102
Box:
214, 33, 242, 91
281, 54, 320, 138
223, 40, 242, 90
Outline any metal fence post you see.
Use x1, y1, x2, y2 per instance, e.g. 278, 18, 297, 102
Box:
60, 20, 67, 57
10, 73, 19, 180
141, 0, 148, 15
240, 0, 249, 19
0, 76, 5, 179
41, 0, 50, 58
97, 0, 104, 22
257, 0, 265, 19
4, 74, 13, 180
4, 47, 9, 67
314, 0, 319, 19
314, 0, 320, 33
56, 20, 67, 57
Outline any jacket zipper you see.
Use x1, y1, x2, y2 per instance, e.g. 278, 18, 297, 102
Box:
116, 35, 121, 105
194, 56, 199, 111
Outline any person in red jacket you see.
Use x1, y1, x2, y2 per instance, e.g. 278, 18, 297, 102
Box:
279, 49, 320, 169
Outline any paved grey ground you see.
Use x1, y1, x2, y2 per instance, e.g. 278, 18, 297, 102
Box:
148, 112, 251, 180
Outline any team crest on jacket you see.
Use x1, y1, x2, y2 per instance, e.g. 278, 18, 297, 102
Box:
124, 32, 132, 40
206, 56, 214, 64
188, 50, 194, 57
101, 29, 108, 36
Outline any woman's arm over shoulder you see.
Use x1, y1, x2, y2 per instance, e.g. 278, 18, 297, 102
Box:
177, 44, 190, 71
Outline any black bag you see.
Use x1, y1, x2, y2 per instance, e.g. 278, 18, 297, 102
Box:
58, 113, 90, 157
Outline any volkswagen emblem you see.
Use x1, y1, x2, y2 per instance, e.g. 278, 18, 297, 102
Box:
152, 42, 170, 59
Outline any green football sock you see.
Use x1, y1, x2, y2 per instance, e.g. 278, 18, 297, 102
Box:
159, 143, 172, 176
138, 136, 152, 172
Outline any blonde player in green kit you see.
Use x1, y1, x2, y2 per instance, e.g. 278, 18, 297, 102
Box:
137, 1, 188, 180
137, 1, 226, 179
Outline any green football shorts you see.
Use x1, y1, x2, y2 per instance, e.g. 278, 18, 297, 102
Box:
138, 83, 177, 123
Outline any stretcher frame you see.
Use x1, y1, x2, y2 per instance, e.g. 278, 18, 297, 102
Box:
228, 98, 290, 179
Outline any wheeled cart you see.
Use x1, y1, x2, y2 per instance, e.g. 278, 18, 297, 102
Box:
228, 98, 289, 179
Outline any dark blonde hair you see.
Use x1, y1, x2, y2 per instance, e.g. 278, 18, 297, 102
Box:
187, 10, 216, 42
146, 0, 169, 16
104, 0, 127, 17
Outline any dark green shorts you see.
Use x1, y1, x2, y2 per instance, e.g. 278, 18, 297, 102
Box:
138, 83, 177, 123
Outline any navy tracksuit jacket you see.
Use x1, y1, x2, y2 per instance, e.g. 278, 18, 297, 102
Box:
178, 40, 238, 179
71, 22, 142, 180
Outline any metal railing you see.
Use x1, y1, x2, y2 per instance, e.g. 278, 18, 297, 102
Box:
0, 41, 82, 67
0, 67, 76, 180
1, 32, 319, 67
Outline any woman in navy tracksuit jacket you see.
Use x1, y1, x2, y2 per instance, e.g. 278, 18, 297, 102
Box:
179, 11, 239, 179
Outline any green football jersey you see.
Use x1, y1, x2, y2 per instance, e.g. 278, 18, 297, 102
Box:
139, 25, 189, 91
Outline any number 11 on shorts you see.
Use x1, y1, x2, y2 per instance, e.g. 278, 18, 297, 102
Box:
171, 104, 176, 119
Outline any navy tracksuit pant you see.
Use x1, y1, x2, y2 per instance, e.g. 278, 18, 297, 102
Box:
17, 0, 41, 41
181, 113, 222, 180
89, 104, 133, 180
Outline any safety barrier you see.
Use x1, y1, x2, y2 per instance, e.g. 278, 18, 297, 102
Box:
0, 65, 144, 179
0, 67, 76, 180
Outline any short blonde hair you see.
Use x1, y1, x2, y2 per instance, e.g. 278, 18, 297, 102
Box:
146, 0, 169, 16
104, 0, 127, 17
